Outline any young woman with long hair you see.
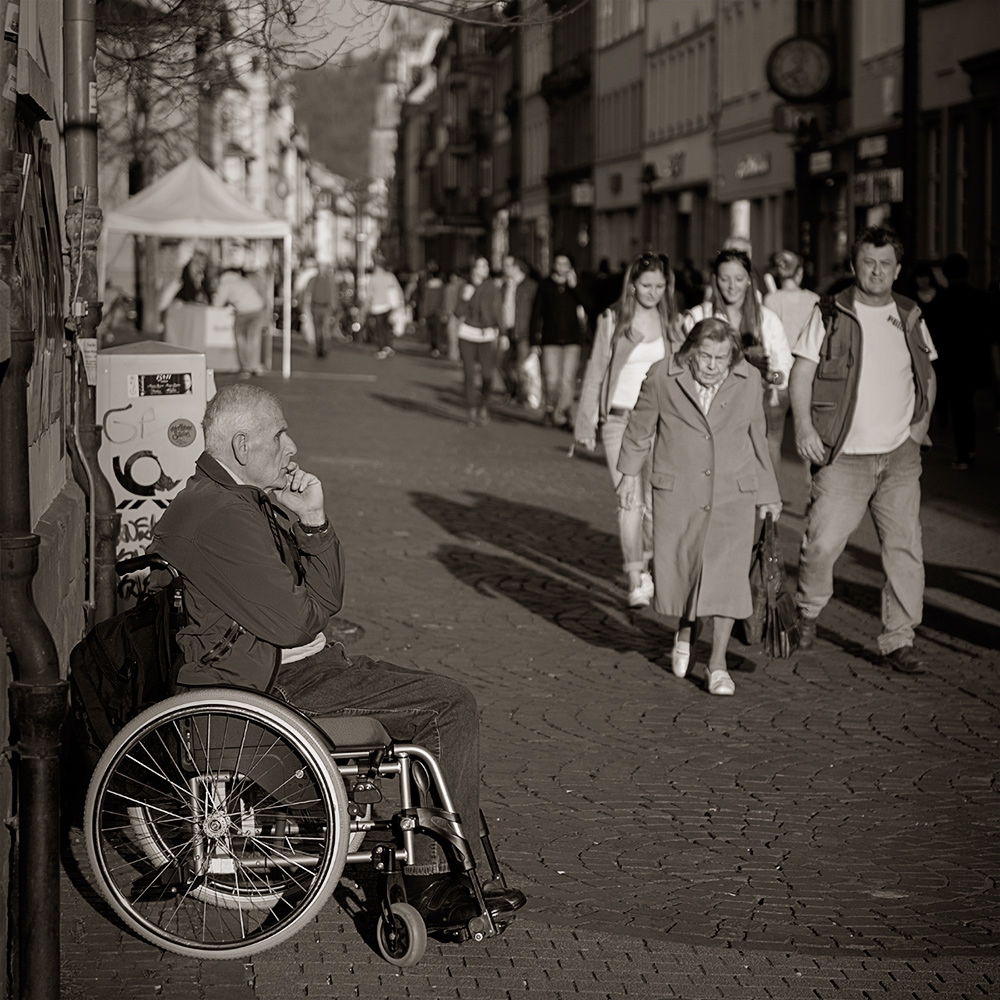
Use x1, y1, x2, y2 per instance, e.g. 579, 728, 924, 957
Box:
574, 252, 683, 608
684, 248, 793, 390
454, 255, 504, 425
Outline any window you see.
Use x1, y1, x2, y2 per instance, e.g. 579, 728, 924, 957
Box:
954, 120, 968, 252
926, 123, 940, 256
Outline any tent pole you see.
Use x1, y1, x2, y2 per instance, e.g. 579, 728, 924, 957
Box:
282, 233, 292, 378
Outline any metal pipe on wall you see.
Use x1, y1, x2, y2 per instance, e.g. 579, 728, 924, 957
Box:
0, 3, 68, 999
64, 0, 119, 624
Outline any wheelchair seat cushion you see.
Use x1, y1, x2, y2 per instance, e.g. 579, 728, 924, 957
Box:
313, 714, 392, 747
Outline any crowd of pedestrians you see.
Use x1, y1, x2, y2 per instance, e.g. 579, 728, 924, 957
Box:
303, 229, 995, 695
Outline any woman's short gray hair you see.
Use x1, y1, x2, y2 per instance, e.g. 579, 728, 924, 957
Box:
203, 383, 282, 456
676, 317, 743, 369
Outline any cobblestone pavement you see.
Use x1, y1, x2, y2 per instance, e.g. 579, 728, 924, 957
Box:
60, 336, 1000, 999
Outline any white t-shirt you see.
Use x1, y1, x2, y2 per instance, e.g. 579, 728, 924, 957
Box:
795, 300, 937, 455
610, 337, 666, 410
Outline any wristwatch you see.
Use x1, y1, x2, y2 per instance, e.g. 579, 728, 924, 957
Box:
299, 519, 329, 534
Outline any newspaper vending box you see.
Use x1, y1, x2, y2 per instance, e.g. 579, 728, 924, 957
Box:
97, 341, 213, 600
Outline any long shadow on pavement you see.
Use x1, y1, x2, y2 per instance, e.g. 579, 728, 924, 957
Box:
412, 490, 756, 675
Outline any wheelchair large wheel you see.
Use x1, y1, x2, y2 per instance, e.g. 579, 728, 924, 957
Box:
85, 689, 349, 959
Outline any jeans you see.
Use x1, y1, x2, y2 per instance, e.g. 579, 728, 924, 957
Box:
541, 344, 581, 424
273, 643, 481, 874
764, 387, 790, 474
796, 437, 924, 654
601, 413, 653, 574
498, 334, 527, 400
458, 338, 498, 410
233, 309, 264, 374
371, 312, 392, 350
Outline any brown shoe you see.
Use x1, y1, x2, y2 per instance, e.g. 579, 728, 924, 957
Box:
882, 646, 927, 674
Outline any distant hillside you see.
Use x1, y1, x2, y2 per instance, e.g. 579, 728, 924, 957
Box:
293, 57, 383, 180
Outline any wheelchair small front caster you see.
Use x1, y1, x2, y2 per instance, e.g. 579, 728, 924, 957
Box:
376, 902, 427, 967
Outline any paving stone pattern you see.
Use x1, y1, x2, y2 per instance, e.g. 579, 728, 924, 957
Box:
60, 338, 1000, 999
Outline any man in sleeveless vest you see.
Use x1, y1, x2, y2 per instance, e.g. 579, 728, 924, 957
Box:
789, 227, 937, 674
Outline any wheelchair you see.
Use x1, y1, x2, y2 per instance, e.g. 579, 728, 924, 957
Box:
83, 555, 516, 966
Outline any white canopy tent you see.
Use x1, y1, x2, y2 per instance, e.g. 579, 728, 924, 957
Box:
102, 156, 295, 378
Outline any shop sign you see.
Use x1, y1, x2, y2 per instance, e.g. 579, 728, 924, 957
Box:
735, 153, 771, 180
773, 104, 818, 133
571, 181, 595, 207
857, 134, 889, 160
809, 150, 833, 175
665, 152, 685, 178
854, 168, 903, 206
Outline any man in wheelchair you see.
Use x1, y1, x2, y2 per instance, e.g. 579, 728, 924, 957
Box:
149, 382, 525, 930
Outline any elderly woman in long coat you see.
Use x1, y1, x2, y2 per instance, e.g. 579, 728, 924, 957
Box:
617, 317, 782, 696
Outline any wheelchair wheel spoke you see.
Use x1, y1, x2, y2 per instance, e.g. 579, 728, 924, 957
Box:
86, 691, 348, 958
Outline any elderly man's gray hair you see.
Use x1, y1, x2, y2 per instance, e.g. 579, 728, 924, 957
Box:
203, 383, 282, 456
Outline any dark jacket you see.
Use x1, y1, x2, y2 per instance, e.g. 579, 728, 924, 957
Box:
809, 288, 934, 465
151, 453, 344, 691
508, 276, 539, 342
530, 277, 591, 347
454, 279, 503, 331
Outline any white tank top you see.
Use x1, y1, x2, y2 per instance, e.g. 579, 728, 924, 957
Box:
610, 336, 665, 410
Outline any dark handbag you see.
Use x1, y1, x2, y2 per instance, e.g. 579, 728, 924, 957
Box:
740, 513, 799, 657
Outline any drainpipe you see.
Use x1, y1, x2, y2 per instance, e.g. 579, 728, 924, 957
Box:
1, 4, 69, 1000
65, 0, 119, 624
0, 332, 67, 1000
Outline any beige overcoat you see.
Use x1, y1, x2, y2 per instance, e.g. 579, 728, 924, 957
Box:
617, 354, 780, 620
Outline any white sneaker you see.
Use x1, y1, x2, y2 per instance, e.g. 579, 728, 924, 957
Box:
627, 571, 655, 609
627, 587, 650, 608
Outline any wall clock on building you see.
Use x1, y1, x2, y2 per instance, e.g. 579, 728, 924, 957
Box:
766, 36, 833, 103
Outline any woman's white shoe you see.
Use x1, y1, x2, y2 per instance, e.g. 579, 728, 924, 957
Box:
671, 639, 691, 678
707, 669, 735, 696
627, 571, 655, 609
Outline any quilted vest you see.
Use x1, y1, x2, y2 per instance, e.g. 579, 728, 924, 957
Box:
810, 288, 934, 465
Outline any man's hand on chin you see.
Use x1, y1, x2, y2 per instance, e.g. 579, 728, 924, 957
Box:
274, 462, 326, 525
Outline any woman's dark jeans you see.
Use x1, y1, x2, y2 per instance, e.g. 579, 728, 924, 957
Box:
459, 338, 498, 410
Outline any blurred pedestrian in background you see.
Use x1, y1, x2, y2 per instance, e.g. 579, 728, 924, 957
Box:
685, 248, 793, 391
442, 270, 465, 362
574, 251, 682, 609
791, 226, 937, 674
213, 265, 267, 376
616, 317, 781, 696
530, 250, 592, 428
419, 261, 446, 358
175, 250, 214, 304
934, 253, 990, 469
303, 263, 342, 357
364, 257, 405, 360
763, 250, 820, 473
499, 255, 539, 406
454, 255, 503, 426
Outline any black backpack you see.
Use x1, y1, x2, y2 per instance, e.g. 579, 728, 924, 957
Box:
65, 581, 186, 779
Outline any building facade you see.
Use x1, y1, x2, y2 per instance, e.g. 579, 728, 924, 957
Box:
919, 0, 999, 287
643, 0, 717, 272
388, 0, 998, 291
543, 0, 596, 271
593, 0, 645, 268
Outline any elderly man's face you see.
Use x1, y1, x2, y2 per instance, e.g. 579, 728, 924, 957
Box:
243, 401, 298, 491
